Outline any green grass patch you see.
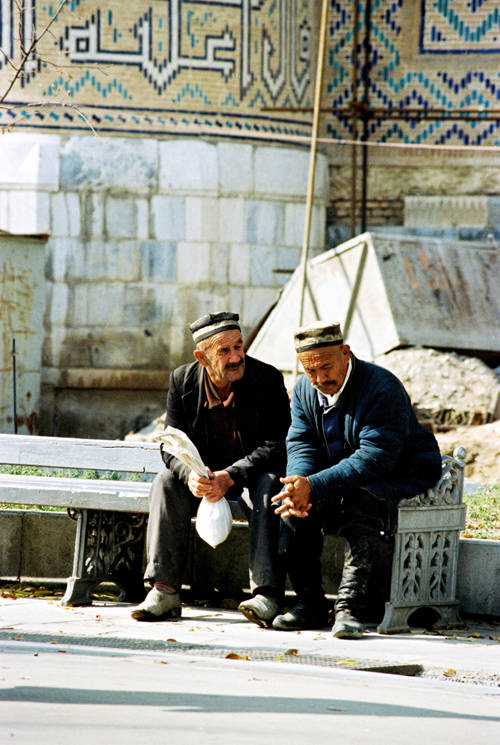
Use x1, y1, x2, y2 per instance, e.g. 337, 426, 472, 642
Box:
0, 465, 147, 512
463, 484, 500, 541
0, 465, 143, 480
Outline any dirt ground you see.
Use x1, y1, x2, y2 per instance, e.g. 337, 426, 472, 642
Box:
376, 347, 500, 485
434, 420, 500, 485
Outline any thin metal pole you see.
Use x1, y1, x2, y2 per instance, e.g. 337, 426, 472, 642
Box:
297, 0, 329, 333
360, 0, 372, 233
350, 0, 360, 238
12, 338, 18, 434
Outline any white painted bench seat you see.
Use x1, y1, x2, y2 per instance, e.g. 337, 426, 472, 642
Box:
0, 473, 151, 513
0, 433, 164, 606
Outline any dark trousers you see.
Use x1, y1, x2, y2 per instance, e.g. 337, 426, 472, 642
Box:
279, 488, 388, 616
145, 469, 284, 595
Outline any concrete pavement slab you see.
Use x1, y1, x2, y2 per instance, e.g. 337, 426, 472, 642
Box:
0, 593, 499, 686
1, 641, 499, 745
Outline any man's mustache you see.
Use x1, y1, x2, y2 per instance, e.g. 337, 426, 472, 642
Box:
225, 360, 245, 371
313, 380, 337, 389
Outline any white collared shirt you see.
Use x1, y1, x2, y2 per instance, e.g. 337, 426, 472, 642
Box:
316, 357, 353, 409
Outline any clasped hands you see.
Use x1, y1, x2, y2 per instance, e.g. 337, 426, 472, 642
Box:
188, 469, 234, 502
271, 475, 312, 519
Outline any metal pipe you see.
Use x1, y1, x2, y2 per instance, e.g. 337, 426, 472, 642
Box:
12, 338, 18, 434
294, 0, 329, 382
350, 0, 360, 238
263, 106, 500, 120
360, 0, 371, 233
297, 0, 329, 330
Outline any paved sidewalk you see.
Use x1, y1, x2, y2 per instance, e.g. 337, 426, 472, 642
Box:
1, 590, 499, 745
1, 590, 499, 686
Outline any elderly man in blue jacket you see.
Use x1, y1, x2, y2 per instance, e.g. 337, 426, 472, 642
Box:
272, 320, 442, 638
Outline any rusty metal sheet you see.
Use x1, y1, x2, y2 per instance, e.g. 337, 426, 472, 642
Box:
248, 232, 500, 373
0, 235, 47, 434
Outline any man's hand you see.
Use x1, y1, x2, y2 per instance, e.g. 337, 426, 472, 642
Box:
271, 475, 312, 519
187, 469, 234, 502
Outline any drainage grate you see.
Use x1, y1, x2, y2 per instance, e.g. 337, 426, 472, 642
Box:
0, 631, 422, 676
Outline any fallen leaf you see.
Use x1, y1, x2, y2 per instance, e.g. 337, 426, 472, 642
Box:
153, 659, 168, 665
166, 638, 177, 642
220, 598, 239, 609
470, 632, 482, 638
58, 650, 67, 654
226, 653, 243, 660
284, 648, 298, 656
337, 659, 357, 666
443, 668, 456, 677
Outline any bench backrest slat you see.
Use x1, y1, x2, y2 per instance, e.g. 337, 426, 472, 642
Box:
0, 434, 162, 474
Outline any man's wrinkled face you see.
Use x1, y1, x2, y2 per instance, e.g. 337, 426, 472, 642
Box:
298, 344, 350, 396
195, 329, 245, 389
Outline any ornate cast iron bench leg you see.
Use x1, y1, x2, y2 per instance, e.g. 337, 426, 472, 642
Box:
377, 448, 467, 634
61, 508, 147, 606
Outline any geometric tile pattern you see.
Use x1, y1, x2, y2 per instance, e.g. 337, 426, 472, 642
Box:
1, 0, 499, 145
325, 0, 500, 145
420, 0, 500, 54
0, 0, 314, 138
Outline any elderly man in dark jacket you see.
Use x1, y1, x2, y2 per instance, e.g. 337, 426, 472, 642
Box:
272, 320, 442, 638
131, 312, 291, 626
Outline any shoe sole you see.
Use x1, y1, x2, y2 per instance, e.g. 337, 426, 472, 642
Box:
332, 627, 363, 639
238, 606, 275, 629
131, 606, 181, 622
272, 621, 300, 631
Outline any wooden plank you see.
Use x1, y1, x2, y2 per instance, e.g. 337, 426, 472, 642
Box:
0, 434, 162, 473
0, 474, 150, 512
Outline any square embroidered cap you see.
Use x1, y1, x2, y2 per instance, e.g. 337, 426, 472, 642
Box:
294, 321, 343, 353
190, 312, 241, 344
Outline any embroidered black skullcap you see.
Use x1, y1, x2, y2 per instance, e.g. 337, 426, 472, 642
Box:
294, 320, 343, 353
190, 312, 241, 344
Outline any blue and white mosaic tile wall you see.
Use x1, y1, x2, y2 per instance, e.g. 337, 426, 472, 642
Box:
0, 0, 315, 140
1, 1, 498, 145
325, 0, 500, 145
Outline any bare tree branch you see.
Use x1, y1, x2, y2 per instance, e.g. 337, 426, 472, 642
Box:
0, 0, 69, 105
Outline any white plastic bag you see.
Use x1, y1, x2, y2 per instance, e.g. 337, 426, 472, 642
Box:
154, 426, 209, 477
195, 496, 233, 548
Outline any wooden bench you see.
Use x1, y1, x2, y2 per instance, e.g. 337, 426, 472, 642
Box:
0, 433, 467, 633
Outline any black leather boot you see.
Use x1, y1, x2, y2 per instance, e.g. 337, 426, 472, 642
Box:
332, 534, 374, 639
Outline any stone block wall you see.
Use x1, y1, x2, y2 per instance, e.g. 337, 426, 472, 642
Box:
0, 134, 328, 438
